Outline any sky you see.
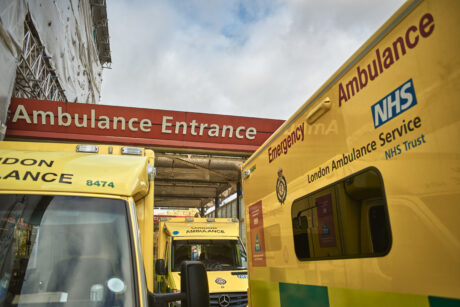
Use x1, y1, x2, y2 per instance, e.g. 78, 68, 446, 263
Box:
100, 0, 406, 120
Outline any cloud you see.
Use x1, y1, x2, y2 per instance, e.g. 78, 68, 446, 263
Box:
101, 0, 405, 119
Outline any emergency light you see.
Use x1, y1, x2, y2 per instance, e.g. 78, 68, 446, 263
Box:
121, 147, 143, 155
76, 145, 99, 153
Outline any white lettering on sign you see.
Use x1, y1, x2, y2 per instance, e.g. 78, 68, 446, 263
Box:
161, 116, 257, 139
161, 116, 173, 134
140, 119, 152, 132
11, 104, 259, 140
128, 118, 138, 131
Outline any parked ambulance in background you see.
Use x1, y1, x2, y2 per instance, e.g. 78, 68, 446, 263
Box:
241, 0, 460, 306
0, 141, 208, 307
155, 217, 248, 306
153, 209, 201, 264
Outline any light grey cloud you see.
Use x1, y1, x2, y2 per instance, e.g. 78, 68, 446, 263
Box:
100, 0, 405, 119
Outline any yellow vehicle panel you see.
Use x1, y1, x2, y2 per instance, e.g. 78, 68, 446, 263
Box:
0, 141, 149, 198
163, 217, 240, 238
0, 141, 156, 303
242, 0, 460, 306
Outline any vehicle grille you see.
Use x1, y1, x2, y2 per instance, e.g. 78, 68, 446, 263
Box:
210, 292, 248, 307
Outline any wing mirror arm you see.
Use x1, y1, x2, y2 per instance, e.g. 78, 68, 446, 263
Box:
149, 261, 209, 307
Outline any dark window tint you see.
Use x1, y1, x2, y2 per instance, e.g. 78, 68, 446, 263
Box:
369, 205, 391, 254
171, 239, 247, 272
291, 168, 391, 261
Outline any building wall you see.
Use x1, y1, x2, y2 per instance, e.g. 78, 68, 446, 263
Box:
206, 196, 246, 244
0, 0, 108, 139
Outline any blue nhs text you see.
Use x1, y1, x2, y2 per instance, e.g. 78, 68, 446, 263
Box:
385, 145, 401, 160
371, 79, 417, 128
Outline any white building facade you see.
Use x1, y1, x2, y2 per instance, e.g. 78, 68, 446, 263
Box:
0, 0, 110, 139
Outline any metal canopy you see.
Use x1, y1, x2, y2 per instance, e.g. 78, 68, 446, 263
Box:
154, 151, 248, 209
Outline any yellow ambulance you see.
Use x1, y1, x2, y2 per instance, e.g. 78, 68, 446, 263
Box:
241, 0, 460, 306
155, 217, 248, 306
0, 141, 208, 307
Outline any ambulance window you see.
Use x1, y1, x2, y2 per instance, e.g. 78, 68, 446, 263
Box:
0, 195, 136, 306
291, 168, 391, 261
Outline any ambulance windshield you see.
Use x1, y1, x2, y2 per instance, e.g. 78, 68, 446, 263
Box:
171, 239, 247, 272
0, 195, 135, 306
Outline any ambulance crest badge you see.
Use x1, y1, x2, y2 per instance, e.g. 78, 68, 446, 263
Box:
276, 168, 287, 204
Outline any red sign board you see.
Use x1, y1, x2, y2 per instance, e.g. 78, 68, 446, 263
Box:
249, 201, 266, 267
6, 98, 284, 152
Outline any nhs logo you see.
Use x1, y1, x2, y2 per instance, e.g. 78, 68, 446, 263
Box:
371, 79, 417, 128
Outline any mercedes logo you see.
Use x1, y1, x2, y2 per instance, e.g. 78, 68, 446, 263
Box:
218, 294, 231, 307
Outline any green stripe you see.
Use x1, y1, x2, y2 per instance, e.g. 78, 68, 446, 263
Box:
329, 287, 429, 307
267, 280, 460, 307
429, 296, 460, 307
279, 283, 329, 307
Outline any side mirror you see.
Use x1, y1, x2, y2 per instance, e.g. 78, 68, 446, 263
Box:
155, 259, 167, 276
149, 261, 209, 307
181, 261, 209, 307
